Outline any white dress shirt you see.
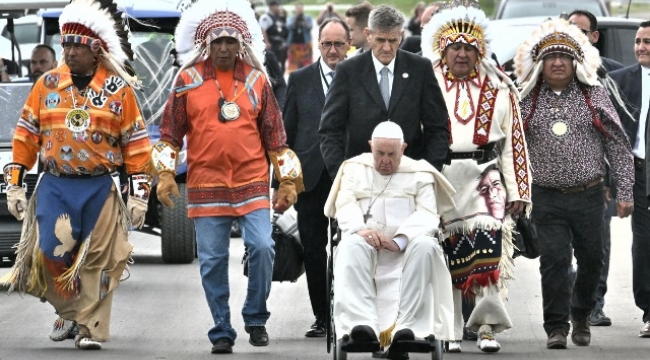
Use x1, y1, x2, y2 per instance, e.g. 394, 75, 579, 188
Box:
319, 56, 335, 95
633, 66, 650, 159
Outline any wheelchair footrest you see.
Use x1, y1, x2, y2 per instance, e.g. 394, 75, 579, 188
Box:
390, 335, 439, 354
340, 334, 381, 353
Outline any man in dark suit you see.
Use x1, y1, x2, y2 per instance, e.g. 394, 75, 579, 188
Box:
609, 20, 650, 338
399, 2, 440, 55
568, 10, 623, 72
319, 5, 449, 178
282, 18, 351, 337
566, 9, 624, 329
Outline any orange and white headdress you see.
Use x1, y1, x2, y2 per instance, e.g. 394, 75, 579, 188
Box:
59, 0, 138, 87
421, 0, 518, 95
421, 0, 491, 67
514, 18, 601, 98
174, 0, 266, 78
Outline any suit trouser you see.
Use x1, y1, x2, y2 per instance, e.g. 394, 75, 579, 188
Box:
532, 184, 604, 334
593, 200, 614, 312
632, 166, 650, 323
294, 170, 332, 322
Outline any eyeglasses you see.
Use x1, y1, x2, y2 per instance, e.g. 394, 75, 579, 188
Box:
320, 41, 347, 49
580, 29, 592, 36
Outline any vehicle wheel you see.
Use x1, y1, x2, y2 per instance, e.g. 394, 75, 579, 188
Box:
160, 183, 195, 264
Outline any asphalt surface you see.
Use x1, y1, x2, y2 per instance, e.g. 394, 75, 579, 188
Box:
0, 216, 648, 359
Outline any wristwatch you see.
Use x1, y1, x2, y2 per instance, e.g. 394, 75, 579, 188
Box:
0, 66, 7, 74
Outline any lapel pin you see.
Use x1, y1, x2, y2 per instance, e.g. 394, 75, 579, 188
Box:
402, 73, 409, 78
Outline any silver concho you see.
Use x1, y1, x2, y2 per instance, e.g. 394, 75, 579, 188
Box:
65, 109, 91, 132
221, 102, 240, 121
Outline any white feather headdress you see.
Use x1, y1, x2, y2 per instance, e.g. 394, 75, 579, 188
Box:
421, 1, 518, 96
421, 2, 491, 67
514, 18, 601, 98
59, 0, 138, 88
174, 0, 266, 78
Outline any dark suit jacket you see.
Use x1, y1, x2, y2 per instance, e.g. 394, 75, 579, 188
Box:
601, 56, 624, 73
319, 49, 449, 178
609, 63, 642, 144
399, 35, 421, 54
265, 51, 287, 109
283, 62, 327, 192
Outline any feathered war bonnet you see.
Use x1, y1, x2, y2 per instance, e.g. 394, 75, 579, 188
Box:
514, 18, 601, 98
174, 0, 267, 80
421, 0, 491, 68
59, 0, 138, 88
421, 0, 517, 95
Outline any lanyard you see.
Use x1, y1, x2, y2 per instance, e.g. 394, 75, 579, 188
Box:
319, 61, 333, 91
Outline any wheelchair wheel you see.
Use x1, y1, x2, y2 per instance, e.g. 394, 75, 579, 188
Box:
336, 337, 347, 360
326, 252, 334, 354
432, 339, 444, 360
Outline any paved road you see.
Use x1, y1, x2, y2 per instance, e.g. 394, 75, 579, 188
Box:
0, 216, 648, 359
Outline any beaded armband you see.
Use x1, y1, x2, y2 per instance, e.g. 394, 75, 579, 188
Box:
268, 148, 305, 193
151, 141, 179, 175
3, 163, 25, 187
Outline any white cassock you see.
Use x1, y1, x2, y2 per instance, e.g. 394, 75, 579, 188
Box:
324, 153, 456, 346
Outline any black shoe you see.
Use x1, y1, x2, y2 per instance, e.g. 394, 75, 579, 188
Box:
211, 338, 233, 354
546, 328, 568, 349
350, 325, 378, 343
571, 318, 591, 346
386, 328, 414, 360
462, 326, 477, 341
589, 310, 612, 326
305, 321, 326, 338
244, 325, 269, 346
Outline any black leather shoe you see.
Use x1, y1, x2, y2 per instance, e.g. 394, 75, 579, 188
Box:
305, 321, 326, 338
546, 328, 567, 349
350, 325, 378, 343
571, 318, 590, 346
244, 325, 269, 346
211, 338, 233, 354
386, 328, 414, 360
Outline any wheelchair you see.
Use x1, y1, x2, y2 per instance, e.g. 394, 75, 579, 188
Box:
324, 220, 445, 360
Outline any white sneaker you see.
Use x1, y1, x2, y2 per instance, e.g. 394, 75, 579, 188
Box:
447, 340, 462, 353
50, 317, 76, 341
477, 328, 501, 353
75, 336, 102, 350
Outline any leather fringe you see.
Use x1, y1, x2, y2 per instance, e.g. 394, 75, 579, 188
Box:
6, 178, 40, 295
379, 323, 396, 348
55, 233, 91, 297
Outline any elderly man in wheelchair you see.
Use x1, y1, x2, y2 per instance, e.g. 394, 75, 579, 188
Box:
323, 121, 456, 360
